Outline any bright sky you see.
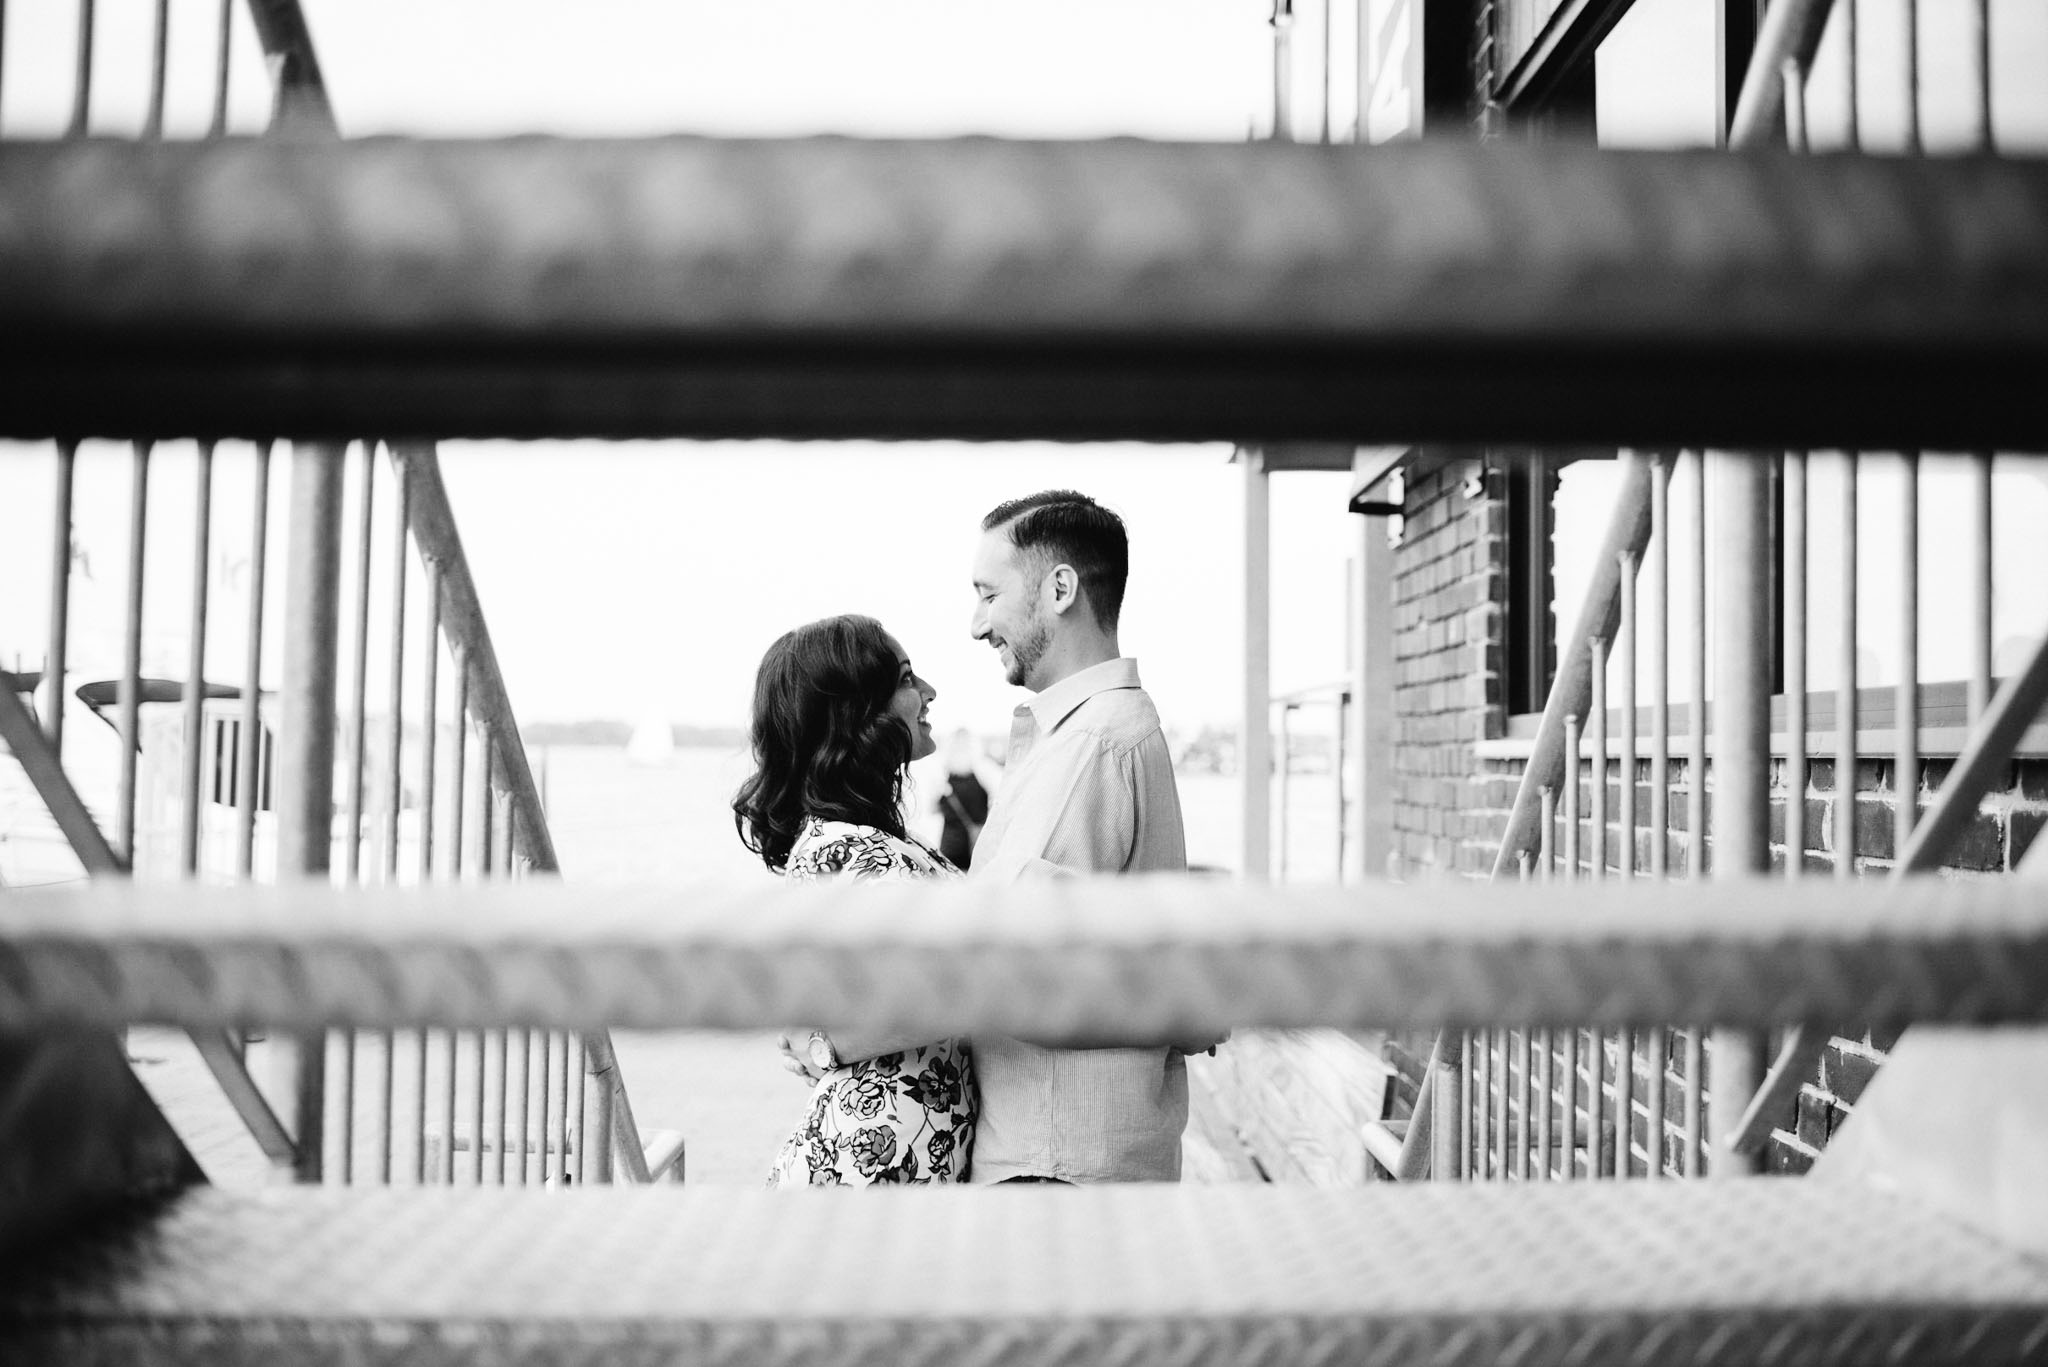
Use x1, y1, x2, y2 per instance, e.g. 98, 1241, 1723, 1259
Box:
0, 0, 1366, 734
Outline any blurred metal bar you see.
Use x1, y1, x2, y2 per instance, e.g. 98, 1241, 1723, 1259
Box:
1535, 1029, 1554, 1179
237, 441, 270, 880
1971, 0, 1992, 151
1649, 458, 1669, 877
1837, 456, 1858, 878
144, 0, 169, 139
343, 447, 372, 882
275, 441, 345, 1185
1559, 1029, 1578, 1182
1683, 1030, 1705, 1176
377, 1032, 394, 1185
440, 1027, 457, 1185
1276, 706, 1291, 882
469, 1030, 487, 1185
1708, 452, 1773, 1178
449, 654, 467, 880
1784, 451, 1807, 878
419, 569, 440, 882
1781, 59, 1807, 151
1474, 1029, 1490, 1178
1686, 452, 1707, 878
1436, 1041, 1464, 1183
1491, 1030, 1507, 1179
1970, 453, 1993, 722
6, 142, 2048, 451
570, 1036, 587, 1185
243, 0, 337, 134
511, 1028, 530, 1185
45, 441, 76, 757
1617, 549, 1637, 879
1844, 0, 1860, 149
1537, 788, 1554, 880
1644, 1026, 1667, 1178
0, 674, 123, 878
117, 443, 150, 864
68, 0, 94, 137
1588, 1028, 1606, 1178
1562, 716, 1581, 881
1243, 453, 1271, 883
1589, 639, 1607, 881
190, 1028, 294, 1168
1902, 0, 1920, 155
382, 454, 407, 886
179, 443, 213, 879
1615, 1030, 1634, 1178
210, 0, 231, 138
555, 1031, 572, 1184
1514, 1029, 1532, 1180
1896, 452, 1919, 861
492, 1019, 508, 1185
413, 1025, 428, 1183
1270, 0, 1293, 141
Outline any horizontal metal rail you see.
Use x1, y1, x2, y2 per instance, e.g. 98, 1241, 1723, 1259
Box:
3, 139, 2048, 447
4, 877, 2047, 1037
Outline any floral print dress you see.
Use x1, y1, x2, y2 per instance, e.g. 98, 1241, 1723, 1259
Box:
766, 817, 975, 1187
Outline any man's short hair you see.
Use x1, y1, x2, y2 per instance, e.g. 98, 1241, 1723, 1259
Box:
982, 490, 1129, 630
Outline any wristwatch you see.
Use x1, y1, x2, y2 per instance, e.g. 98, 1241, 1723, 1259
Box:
806, 1030, 839, 1072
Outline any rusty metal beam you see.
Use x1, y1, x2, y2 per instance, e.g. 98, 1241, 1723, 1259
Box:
2, 138, 2047, 448
4, 875, 2048, 1039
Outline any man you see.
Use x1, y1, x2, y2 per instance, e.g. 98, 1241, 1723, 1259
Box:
966, 490, 1194, 1183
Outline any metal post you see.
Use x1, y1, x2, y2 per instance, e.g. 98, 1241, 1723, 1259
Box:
1562, 715, 1581, 880
1618, 550, 1637, 879
1559, 1027, 1579, 1181
1784, 451, 1807, 876
1687, 451, 1708, 877
1649, 456, 1669, 876
1897, 452, 1919, 861
1837, 455, 1859, 877
344, 449, 374, 882
144, 0, 169, 139
1707, 451, 1772, 1177
1645, 1025, 1667, 1178
1970, 453, 1993, 721
1270, 0, 1294, 142
1276, 704, 1291, 882
237, 441, 271, 880
1589, 637, 1607, 880
210, 0, 231, 138
1243, 449, 1271, 880
179, 442, 213, 878
117, 443, 150, 865
274, 441, 346, 1184
69, 0, 95, 136
45, 441, 77, 758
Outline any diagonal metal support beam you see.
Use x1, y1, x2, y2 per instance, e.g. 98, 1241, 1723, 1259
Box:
1897, 628, 2048, 875
4, 138, 2048, 447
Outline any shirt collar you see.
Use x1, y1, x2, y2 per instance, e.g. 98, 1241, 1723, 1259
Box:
1025, 657, 1142, 733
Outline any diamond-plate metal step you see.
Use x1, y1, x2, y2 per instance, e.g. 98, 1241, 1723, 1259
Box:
4, 1181, 2044, 1366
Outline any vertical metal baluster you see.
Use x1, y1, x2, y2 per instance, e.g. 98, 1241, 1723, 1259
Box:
118, 442, 151, 865
536, 1025, 554, 1186
1535, 1028, 1554, 1179
144, 0, 169, 138
1615, 1028, 1634, 1178
1970, 454, 1993, 722
1559, 1027, 1578, 1182
1684, 1030, 1706, 1176
179, 443, 213, 879
1499, 1032, 1515, 1180
1473, 1028, 1490, 1178
378, 450, 407, 1185
1562, 716, 1581, 880
46, 441, 77, 757
448, 652, 474, 1183
1781, 58, 1807, 151
1458, 1031, 1473, 1181
1686, 452, 1707, 877
1538, 787, 1555, 880
210, 0, 231, 137
1587, 1025, 1606, 1178
1896, 452, 1919, 863
0, 0, 9, 132
1902, 0, 1920, 154
1785, 452, 1807, 878
344, 451, 374, 883
1515, 1028, 1532, 1180
417, 566, 442, 1184
69, 0, 94, 136
1276, 705, 1290, 882
570, 1037, 588, 1184
1970, 0, 1992, 152
1844, 0, 1859, 149
1618, 552, 1638, 879
1837, 456, 1859, 878
511, 1020, 531, 1186
238, 443, 271, 880
1645, 1026, 1667, 1178
555, 1031, 573, 1185
1650, 456, 1669, 877
1589, 637, 1607, 880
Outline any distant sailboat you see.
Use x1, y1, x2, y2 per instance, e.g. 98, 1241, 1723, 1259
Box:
626, 714, 675, 767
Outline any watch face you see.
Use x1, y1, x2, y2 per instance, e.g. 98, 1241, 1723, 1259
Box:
808, 1035, 835, 1071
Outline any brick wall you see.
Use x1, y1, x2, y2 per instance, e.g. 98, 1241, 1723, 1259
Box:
1389, 455, 1510, 879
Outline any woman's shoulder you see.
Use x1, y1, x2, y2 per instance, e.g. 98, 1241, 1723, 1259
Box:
786, 817, 960, 883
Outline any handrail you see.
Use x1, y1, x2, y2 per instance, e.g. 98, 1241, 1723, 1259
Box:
1727, 0, 1837, 150
8, 876, 2048, 1037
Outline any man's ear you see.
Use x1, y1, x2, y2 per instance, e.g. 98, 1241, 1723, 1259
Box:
1043, 563, 1080, 617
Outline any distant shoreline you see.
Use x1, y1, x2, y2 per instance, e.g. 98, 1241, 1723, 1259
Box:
524, 721, 747, 750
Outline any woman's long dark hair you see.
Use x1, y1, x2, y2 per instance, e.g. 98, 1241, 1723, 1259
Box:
732, 614, 913, 872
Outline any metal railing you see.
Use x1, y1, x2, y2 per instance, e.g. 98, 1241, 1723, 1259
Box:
1425, 0, 2029, 1186
0, 1, 670, 1188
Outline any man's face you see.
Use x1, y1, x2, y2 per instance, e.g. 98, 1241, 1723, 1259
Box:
970, 528, 1052, 689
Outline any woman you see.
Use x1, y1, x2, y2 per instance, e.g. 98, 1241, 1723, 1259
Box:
733, 614, 974, 1186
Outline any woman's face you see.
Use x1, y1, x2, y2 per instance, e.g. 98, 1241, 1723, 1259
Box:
882, 633, 939, 762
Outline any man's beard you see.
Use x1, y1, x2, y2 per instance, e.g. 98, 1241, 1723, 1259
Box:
1003, 613, 1052, 688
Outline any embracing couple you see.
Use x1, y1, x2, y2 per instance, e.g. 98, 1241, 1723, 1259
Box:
732, 489, 1207, 1188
